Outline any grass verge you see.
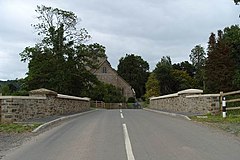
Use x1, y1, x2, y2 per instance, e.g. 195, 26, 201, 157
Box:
0, 123, 42, 133
191, 114, 240, 137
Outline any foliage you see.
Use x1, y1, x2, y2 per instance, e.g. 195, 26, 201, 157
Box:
127, 97, 136, 103
0, 123, 41, 133
234, 0, 240, 5
173, 61, 195, 77
0, 79, 28, 96
205, 28, 237, 93
87, 82, 125, 103
223, 25, 240, 88
189, 45, 206, 70
191, 114, 240, 123
189, 45, 206, 89
154, 56, 195, 95
144, 73, 160, 100
171, 69, 193, 91
0, 84, 11, 95
20, 5, 105, 96
117, 54, 149, 98
154, 56, 175, 95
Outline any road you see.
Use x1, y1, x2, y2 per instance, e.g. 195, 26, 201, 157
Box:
3, 109, 240, 160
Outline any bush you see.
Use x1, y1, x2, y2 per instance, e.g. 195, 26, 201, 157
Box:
127, 97, 136, 103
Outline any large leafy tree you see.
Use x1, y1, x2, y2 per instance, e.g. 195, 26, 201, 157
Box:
189, 45, 206, 89
20, 5, 105, 96
154, 56, 175, 95
223, 25, 240, 88
154, 56, 194, 95
171, 69, 193, 91
117, 54, 149, 98
173, 61, 195, 77
189, 45, 206, 70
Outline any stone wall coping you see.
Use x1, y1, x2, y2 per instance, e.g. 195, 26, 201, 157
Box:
178, 89, 203, 95
150, 89, 205, 100
186, 94, 220, 98
150, 93, 178, 100
29, 88, 58, 96
57, 94, 90, 101
0, 96, 46, 100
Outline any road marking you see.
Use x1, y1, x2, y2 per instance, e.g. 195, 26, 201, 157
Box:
120, 113, 124, 119
122, 124, 135, 160
120, 109, 122, 113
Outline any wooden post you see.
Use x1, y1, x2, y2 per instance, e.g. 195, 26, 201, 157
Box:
220, 91, 223, 111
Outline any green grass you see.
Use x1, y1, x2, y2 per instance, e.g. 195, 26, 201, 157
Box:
0, 123, 41, 133
191, 114, 240, 123
191, 114, 240, 136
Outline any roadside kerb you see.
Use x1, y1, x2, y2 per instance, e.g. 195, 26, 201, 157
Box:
143, 108, 191, 121
32, 109, 98, 133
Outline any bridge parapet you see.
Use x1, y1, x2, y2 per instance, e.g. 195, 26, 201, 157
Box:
0, 88, 90, 123
150, 89, 220, 115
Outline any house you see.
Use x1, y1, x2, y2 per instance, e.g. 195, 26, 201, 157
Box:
91, 58, 135, 99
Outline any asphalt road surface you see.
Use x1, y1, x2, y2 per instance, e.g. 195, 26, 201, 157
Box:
3, 109, 240, 160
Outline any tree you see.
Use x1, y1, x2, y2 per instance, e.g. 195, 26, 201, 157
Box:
144, 73, 160, 100
205, 30, 235, 93
190, 45, 206, 70
20, 5, 105, 96
173, 61, 195, 77
154, 56, 194, 95
0, 84, 10, 96
223, 25, 240, 88
117, 54, 149, 98
154, 56, 175, 95
171, 69, 193, 91
234, 0, 240, 4
87, 82, 125, 103
189, 45, 206, 89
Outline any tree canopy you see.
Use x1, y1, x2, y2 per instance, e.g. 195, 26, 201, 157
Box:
234, 0, 240, 4
87, 82, 125, 103
205, 27, 238, 93
189, 45, 206, 70
154, 56, 194, 95
20, 5, 105, 96
144, 73, 160, 100
117, 54, 149, 99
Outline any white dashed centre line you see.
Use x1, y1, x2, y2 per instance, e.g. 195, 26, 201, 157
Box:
120, 109, 122, 113
123, 123, 135, 160
120, 113, 124, 119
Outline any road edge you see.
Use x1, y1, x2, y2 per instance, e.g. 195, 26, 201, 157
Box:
143, 108, 191, 121
32, 109, 98, 133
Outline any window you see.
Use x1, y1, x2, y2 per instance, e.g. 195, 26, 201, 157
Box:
102, 67, 107, 73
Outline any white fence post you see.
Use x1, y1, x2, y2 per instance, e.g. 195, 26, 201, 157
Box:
222, 97, 227, 118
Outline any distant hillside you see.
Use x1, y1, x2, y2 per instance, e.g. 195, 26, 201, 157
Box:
0, 80, 21, 90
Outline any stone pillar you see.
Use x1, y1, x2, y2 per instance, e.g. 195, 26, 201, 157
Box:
29, 88, 58, 97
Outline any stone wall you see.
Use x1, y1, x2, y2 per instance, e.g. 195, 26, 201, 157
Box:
0, 89, 90, 123
150, 89, 220, 115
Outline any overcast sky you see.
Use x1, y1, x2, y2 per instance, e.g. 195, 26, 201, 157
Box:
0, 0, 239, 81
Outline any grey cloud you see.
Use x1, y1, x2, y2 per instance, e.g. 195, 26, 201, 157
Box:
0, 0, 239, 80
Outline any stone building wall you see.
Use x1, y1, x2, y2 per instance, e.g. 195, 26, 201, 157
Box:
0, 89, 90, 123
150, 89, 220, 115
93, 60, 135, 99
